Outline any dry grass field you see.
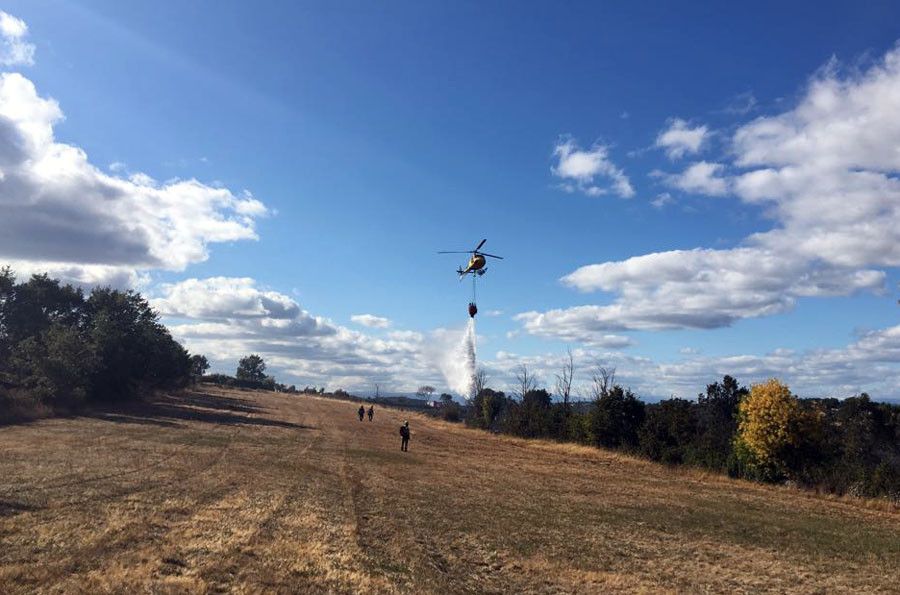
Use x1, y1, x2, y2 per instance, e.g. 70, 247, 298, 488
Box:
0, 385, 898, 594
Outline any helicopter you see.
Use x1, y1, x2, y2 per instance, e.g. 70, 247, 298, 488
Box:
439, 239, 503, 318
438, 238, 504, 279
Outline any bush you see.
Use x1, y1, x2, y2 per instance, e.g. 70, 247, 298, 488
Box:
0, 385, 53, 424
441, 402, 462, 422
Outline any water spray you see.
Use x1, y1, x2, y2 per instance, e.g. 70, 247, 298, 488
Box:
436, 238, 502, 399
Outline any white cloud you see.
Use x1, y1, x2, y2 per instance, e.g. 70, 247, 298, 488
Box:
156, 277, 477, 394
522, 247, 883, 334
0, 72, 266, 287
664, 161, 730, 196
488, 324, 900, 400
153, 277, 309, 322
522, 44, 900, 337
552, 137, 634, 198
351, 314, 392, 329
0, 11, 35, 67
163, 276, 896, 398
514, 305, 640, 344
650, 192, 674, 209
655, 118, 709, 159
722, 91, 758, 115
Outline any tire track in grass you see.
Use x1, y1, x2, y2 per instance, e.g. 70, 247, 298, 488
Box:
0, 392, 266, 583
183, 404, 325, 591
8, 392, 253, 516
61, 391, 324, 592
0, 389, 263, 588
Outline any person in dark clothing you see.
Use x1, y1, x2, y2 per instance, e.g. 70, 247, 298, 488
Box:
367, 406, 374, 421
358, 405, 365, 421
399, 420, 410, 452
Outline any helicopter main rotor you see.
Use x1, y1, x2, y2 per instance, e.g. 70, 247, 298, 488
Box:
437, 238, 504, 259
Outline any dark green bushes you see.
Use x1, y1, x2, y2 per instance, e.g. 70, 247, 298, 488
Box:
0, 268, 191, 419
465, 372, 900, 501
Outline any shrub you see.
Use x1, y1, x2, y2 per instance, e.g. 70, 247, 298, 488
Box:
441, 402, 462, 423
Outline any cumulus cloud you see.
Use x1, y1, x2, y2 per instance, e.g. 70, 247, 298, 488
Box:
663, 161, 730, 196
552, 137, 634, 198
0, 11, 34, 67
513, 308, 638, 345
153, 277, 900, 399
156, 277, 468, 394
655, 118, 709, 159
351, 314, 392, 329
650, 192, 674, 209
153, 277, 307, 322
0, 71, 266, 287
490, 324, 900, 400
522, 44, 900, 338
519, 248, 884, 333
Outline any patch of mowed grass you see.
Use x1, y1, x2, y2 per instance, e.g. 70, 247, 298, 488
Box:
346, 448, 420, 466
373, 558, 411, 576
616, 495, 900, 562
148, 431, 232, 448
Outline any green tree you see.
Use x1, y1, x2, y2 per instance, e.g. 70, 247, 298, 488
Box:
1, 269, 190, 408
589, 385, 646, 450
689, 375, 748, 472
190, 354, 210, 379
236, 354, 267, 383
639, 398, 697, 464
0, 266, 15, 367
11, 324, 96, 406
473, 388, 506, 430
86, 288, 189, 402
516, 388, 553, 438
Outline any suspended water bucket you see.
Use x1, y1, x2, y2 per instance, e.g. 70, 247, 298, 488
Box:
468, 302, 478, 318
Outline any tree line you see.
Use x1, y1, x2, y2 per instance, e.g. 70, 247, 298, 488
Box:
466, 361, 900, 501
0, 270, 312, 422
0, 268, 192, 421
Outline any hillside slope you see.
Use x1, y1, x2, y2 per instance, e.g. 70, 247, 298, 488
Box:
0, 386, 897, 593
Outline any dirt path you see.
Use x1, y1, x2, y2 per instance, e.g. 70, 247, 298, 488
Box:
0, 386, 898, 593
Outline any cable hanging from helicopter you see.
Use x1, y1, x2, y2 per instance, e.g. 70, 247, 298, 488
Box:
437, 238, 503, 318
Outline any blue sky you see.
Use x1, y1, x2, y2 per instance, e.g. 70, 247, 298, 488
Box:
2, 1, 899, 399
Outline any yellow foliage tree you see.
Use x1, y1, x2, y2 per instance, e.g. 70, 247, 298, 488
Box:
734, 378, 801, 480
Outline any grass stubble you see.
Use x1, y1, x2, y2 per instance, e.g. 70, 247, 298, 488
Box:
0, 386, 897, 593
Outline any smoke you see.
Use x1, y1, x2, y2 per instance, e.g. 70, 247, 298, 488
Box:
438, 318, 477, 397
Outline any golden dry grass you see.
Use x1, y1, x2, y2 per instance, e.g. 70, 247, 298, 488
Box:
0, 385, 898, 593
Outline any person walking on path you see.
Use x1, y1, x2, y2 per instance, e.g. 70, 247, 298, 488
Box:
399, 421, 410, 452
358, 405, 365, 421
367, 406, 374, 421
